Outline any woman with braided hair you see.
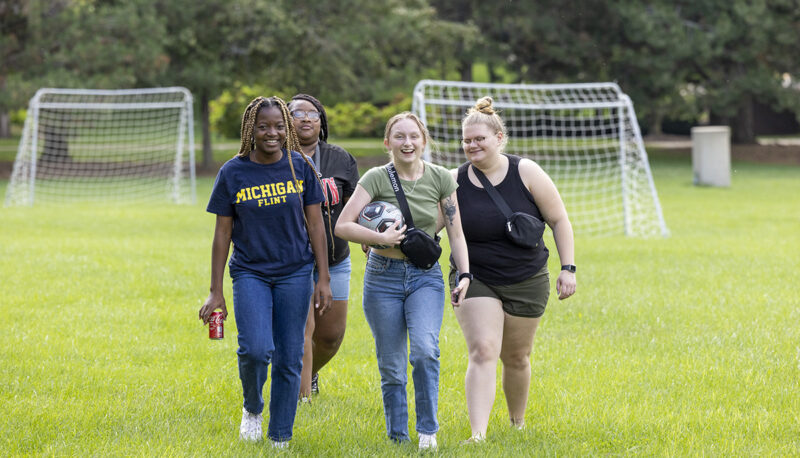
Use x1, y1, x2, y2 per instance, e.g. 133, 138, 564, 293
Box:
198, 96, 332, 447
288, 94, 360, 402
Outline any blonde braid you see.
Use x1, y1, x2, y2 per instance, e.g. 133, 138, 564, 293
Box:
237, 96, 269, 157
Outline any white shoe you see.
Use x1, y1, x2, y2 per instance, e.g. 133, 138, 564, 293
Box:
419, 433, 437, 450
271, 440, 289, 449
239, 408, 262, 441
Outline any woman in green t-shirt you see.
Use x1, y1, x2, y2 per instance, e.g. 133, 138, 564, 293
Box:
335, 112, 471, 450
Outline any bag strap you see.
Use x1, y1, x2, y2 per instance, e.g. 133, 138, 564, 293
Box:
471, 165, 514, 218
385, 163, 416, 229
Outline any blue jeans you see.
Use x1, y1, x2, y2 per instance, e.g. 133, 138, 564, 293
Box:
362, 252, 445, 441
231, 263, 313, 441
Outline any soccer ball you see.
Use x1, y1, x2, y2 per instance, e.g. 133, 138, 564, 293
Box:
358, 201, 405, 249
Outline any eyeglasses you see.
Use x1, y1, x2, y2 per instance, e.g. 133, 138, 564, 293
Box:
291, 110, 321, 121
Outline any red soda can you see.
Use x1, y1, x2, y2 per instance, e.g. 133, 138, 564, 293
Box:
209, 311, 224, 339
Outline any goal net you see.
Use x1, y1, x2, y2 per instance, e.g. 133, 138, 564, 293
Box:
412, 80, 668, 237
4, 87, 196, 206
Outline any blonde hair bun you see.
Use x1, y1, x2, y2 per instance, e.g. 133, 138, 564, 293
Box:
471, 96, 495, 115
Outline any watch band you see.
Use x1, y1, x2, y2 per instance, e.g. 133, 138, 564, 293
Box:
561, 264, 577, 273
458, 272, 474, 282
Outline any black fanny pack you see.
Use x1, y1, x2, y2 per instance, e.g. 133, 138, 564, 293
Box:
386, 164, 442, 269
400, 228, 442, 269
472, 165, 545, 249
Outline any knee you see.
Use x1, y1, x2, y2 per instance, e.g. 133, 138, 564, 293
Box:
238, 342, 273, 365
409, 337, 440, 366
468, 340, 501, 365
500, 350, 531, 371
377, 351, 408, 384
314, 331, 344, 353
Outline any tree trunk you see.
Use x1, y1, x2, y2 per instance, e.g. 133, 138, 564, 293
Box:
459, 59, 472, 82
0, 111, 10, 138
201, 93, 213, 170
650, 110, 664, 137
733, 96, 756, 144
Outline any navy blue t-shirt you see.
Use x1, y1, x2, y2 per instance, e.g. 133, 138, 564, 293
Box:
207, 151, 325, 277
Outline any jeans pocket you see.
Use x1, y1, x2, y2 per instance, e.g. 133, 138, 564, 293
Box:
365, 255, 389, 275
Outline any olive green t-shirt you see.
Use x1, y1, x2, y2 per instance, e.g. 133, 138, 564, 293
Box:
359, 162, 457, 238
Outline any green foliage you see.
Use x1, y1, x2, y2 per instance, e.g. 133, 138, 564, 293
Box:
210, 89, 411, 140
208, 84, 295, 140
1, 158, 800, 454
327, 94, 412, 138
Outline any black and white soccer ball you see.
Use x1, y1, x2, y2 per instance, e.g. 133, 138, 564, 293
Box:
358, 201, 405, 249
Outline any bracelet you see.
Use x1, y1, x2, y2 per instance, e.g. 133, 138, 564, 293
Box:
458, 272, 474, 283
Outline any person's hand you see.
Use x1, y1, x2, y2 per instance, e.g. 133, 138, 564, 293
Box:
199, 292, 228, 324
556, 271, 576, 300
450, 278, 470, 307
380, 220, 406, 247
313, 278, 333, 316
361, 244, 371, 255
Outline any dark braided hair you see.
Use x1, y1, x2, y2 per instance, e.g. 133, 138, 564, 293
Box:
290, 93, 328, 142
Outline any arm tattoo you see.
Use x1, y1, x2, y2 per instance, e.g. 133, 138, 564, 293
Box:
443, 197, 457, 226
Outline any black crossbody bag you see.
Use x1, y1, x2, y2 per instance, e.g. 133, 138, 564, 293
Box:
385, 164, 442, 269
471, 165, 546, 249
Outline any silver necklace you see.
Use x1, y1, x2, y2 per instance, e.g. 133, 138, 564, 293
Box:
398, 164, 423, 194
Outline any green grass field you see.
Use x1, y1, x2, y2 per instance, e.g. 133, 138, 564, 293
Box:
1, 157, 799, 456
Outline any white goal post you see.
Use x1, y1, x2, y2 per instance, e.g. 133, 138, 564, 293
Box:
4, 87, 196, 206
412, 80, 668, 237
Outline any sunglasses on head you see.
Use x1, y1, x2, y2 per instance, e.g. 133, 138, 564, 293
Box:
291, 110, 321, 121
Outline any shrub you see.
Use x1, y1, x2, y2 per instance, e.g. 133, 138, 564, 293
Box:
209, 85, 293, 140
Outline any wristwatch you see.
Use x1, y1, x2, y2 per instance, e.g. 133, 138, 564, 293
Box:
458, 272, 474, 282
561, 264, 577, 273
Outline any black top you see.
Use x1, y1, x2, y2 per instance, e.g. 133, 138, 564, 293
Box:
456, 154, 549, 285
316, 141, 360, 265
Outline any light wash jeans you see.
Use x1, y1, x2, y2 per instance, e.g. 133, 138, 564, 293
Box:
231, 263, 313, 441
362, 252, 445, 441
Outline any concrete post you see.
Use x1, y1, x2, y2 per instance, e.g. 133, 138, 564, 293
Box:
691, 126, 731, 187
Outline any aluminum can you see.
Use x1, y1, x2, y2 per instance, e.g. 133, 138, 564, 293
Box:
209, 311, 224, 339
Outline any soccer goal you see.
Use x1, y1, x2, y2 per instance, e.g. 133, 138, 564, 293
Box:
412, 80, 668, 237
4, 87, 196, 206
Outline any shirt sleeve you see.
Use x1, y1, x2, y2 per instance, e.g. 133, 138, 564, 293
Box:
436, 163, 458, 200
206, 166, 234, 216
357, 166, 383, 199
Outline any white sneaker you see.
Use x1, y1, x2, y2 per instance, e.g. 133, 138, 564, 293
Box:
419, 433, 437, 450
271, 440, 290, 449
239, 408, 262, 441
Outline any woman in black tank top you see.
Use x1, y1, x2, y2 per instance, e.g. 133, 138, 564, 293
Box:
452, 97, 577, 443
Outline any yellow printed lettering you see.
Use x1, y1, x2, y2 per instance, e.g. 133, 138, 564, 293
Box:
276, 182, 286, 195
286, 181, 296, 194
260, 184, 271, 198
236, 189, 247, 203
251, 186, 261, 199
245, 187, 253, 201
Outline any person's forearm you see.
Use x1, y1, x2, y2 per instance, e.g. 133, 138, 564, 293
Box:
551, 219, 574, 266
209, 235, 230, 294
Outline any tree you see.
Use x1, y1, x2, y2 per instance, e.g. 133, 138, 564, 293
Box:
151, 0, 288, 169
0, 0, 169, 139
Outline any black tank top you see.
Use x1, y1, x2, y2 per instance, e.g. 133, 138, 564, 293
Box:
456, 154, 549, 285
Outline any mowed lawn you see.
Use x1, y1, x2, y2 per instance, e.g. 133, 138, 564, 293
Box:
0, 156, 798, 456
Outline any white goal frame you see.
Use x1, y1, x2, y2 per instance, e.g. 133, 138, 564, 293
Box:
4, 87, 196, 206
412, 80, 668, 237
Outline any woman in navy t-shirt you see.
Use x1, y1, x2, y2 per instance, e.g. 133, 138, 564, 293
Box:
198, 96, 331, 448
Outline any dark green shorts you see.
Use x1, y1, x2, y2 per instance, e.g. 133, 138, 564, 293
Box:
449, 266, 550, 318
